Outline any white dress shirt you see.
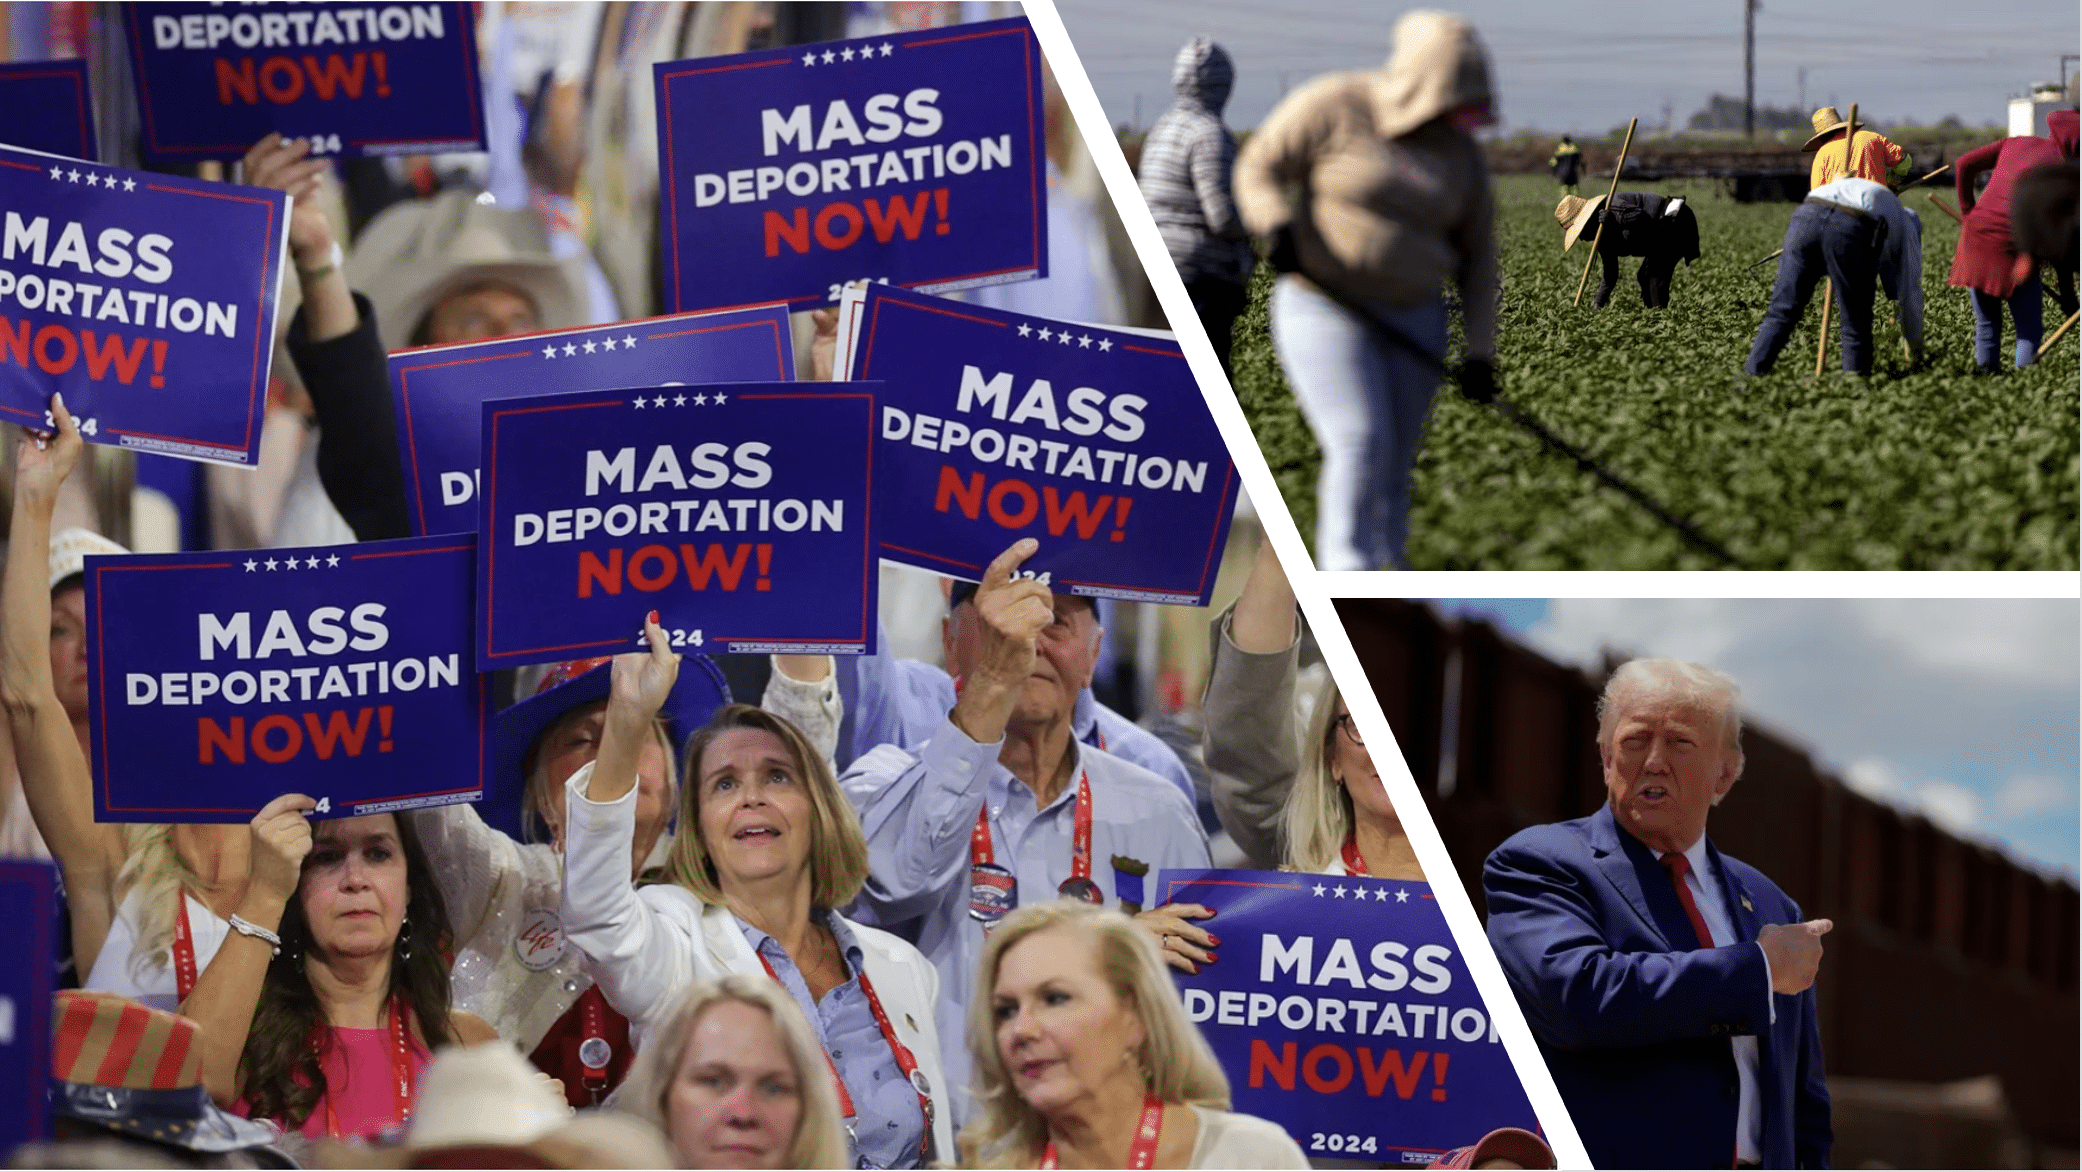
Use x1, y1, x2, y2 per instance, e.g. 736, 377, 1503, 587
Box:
1657, 837, 1771, 1165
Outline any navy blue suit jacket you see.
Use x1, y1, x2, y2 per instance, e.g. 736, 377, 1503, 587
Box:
1483, 806, 1832, 1169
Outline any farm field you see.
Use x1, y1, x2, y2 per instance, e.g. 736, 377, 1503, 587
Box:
1230, 174, 2079, 569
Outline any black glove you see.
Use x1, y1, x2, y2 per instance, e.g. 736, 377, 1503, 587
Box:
1263, 225, 1301, 274
1456, 358, 1498, 404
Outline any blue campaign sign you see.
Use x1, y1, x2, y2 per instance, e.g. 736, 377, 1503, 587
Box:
849, 285, 1237, 605
123, 2, 484, 162
0, 143, 288, 466
0, 59, 98, 161
654, 16, 1046, 312
0, 861, 56, 1152
84, 536, 487, 823
478, 384, 879, 667
392, 306, 796, 536
1159, 869, 1542, 1165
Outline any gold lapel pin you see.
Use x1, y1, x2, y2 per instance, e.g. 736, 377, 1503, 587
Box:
1741, 896, 1754, 911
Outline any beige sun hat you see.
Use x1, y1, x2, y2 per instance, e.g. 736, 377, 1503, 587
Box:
49, 527, 128, 589
1555, 193, 1608, 251
314, 1042, 673, 1169
1801, 105, 1861, 152
344, 189, 585, 352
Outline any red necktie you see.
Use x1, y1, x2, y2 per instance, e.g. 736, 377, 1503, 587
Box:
1660, 852, 1717, 950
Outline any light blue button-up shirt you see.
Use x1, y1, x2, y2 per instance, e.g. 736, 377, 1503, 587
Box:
840, 717, 1211, 1125
740, 911, 928, 1169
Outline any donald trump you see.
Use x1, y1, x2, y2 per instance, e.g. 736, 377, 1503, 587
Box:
1484, 659, 1833, 1169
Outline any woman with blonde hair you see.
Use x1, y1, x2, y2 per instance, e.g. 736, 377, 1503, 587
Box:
614, 973, 850, 1169
960, 900, 1306, 1169
1282, 673, 1425, 879
563, 620, 952, 1168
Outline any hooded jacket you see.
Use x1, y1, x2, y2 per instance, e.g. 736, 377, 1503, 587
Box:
1234, 10, 1499, 356
1137, 38, 1255, 284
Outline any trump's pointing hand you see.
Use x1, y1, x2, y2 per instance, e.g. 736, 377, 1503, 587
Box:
1758, 919, 1833, 995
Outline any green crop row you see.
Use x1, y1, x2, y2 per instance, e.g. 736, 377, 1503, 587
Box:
1230, 174, 2079, 569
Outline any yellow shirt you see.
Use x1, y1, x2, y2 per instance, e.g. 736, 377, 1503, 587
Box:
1810, 130, 1906, 188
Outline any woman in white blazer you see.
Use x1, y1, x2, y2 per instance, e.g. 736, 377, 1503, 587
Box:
563, 618, 953, 1169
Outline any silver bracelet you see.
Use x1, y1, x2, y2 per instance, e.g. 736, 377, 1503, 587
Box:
228, 914, 283, 956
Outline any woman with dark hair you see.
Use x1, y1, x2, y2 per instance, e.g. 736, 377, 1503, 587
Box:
178, 794, 496, 1138
562, 620, 951, 1168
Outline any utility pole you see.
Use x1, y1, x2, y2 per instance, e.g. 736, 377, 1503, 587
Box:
1744, 0, 1757, 137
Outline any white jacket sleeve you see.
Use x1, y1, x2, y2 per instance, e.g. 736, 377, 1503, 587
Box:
559, 762, 695, 1034
408, 801, 517, 946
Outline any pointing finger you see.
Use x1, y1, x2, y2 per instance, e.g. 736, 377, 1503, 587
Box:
979, 539, 1039, 591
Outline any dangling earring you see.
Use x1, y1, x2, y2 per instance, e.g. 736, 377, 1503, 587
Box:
397, 914, 412, 961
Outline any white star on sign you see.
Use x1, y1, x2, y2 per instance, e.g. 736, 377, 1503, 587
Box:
582, 340, 597, 354
1097, 338, 1114, 352
264, 558, 279, 571
801, 51, 817, 66
1395, 889, 1410, 903
1078, 334, 1092, 348
326, 555, 340, 567
122, 178, 136, 192
1374, 887, 1390, 901
1057, 331, 1072, 345
1016, 323, 1032, 338
562, 343, 577, 357
673, 394, 687, 406
1037, 327, 1052, 342
542, 345, 557, 358
243, 559, 258, 572
622, 334, 637, 348
879, 43, 893, 56
1311, 883, 1327, 897
1333, 885, 1347, 899
713, 392, 728, 404
840, 47, 855, 61
306, 556, 320, 569
652, 395, 667, 408
97, 174, 112, 188
820, 50, 835, 64
48, 165, 61, 180
633, 397, 646, 408
67, 169, 80, 182
691, 393, 708, 405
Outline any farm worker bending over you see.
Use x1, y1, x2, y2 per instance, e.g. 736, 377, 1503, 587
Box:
1744, 177, 1924, 377
1549, 136, 1583, 194
1945, 110, 2077, 372
1804, 106, 1910, 189
1556, 192, 1701, 310
1232, 9, 1501, 571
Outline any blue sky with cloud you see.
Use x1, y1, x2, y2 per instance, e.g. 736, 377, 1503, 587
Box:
1427, 599, 2079, 879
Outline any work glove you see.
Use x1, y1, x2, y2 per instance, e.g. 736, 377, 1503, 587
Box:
1262, 225, 1301, 274
1456, 357, 1498, 404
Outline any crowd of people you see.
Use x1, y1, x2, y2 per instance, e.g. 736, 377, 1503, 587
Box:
1135, 15, 2081, 570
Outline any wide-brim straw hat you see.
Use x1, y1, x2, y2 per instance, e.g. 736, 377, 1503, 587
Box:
50, 526, 128, 589
1555, 193, 1607, 251
345, 189, 585, 351
314, 1043, 673, 1169
1802, 105, 1859, 152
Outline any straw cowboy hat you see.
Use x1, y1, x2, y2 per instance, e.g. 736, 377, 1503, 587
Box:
48, 990, 294, 1164
317, 1042, 673, 1169
345, 189, 585, 351
1555, 193, 1607, 251
49, 526, 127, 589
1801, 105, 1861, 152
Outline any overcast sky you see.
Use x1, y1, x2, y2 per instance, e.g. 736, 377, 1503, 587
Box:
1429, 599, 2080, 881
1053, 0, 2080, 134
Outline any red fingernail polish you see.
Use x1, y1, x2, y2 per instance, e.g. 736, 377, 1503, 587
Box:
1208, 935, 1221, 947
1205, 952, 1218, 962
647, 610, 659, 625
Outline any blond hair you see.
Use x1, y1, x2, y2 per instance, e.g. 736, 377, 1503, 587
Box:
957, 901, 1230, 1168
1281, 673, 1355, 873
521, 703, 680, 847
653, 705, 869, 909
1598, 658, 1745, 770
612, 973, 849, 1170
113, 823, 200, 987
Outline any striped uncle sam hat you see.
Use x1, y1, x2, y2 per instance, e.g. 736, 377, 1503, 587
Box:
49, 990, 291, 1162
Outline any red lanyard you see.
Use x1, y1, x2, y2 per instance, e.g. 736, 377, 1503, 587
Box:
173, 898, 199, 1003
316, 994, 416, 1139
1039, 1090, 1164, 1169
1341, 834, 1369, 877
756, 944, 934, 1159
970, 769, 1094, 880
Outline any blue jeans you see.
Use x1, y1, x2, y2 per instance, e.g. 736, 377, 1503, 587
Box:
1269, 277, 1445, 570
1746, 201, 1881, 375
1971, 272, 2043, 368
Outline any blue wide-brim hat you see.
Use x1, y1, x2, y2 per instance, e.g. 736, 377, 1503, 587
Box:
482, 654, 731, 842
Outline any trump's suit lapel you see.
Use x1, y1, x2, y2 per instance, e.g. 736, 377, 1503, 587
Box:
1585, 806, 1671, 948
